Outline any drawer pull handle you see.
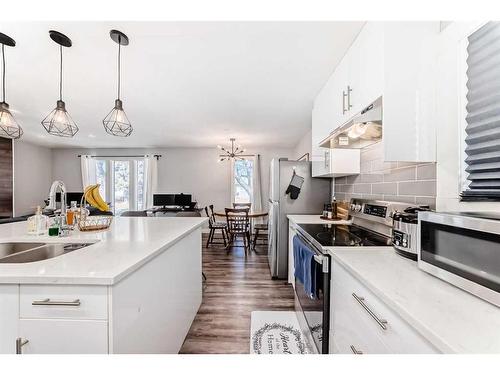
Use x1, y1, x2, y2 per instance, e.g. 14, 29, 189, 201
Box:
32, 298, 81, 307
16, 338, 29, 354
352, 293, 388, 330
350, 345, 363, 355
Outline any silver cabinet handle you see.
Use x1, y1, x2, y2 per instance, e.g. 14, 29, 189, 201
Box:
350, 345, 363, 354
16, 338, 29, 354
347, 85, 353, 110
32, 298, 81, 306
342, 90, 348, 114
352, 293, 388, 330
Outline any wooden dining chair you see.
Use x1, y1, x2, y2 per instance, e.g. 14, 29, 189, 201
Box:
204, 206, 228, 248
225, 207, 251, 255
233, 202, 252, 209
252, 220, 268, 251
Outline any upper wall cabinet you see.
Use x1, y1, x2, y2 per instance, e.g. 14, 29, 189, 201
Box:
311, 21, 440, 174
382, 22, 439, 162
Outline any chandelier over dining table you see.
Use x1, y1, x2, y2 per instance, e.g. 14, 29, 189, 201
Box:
217, 138, 249, 162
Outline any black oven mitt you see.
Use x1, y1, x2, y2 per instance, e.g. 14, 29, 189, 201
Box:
285, 173, 304, 200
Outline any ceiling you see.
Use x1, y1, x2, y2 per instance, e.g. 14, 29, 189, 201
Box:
1, 21, 364, 149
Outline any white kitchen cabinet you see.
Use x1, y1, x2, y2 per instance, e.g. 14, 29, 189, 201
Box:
382, 22, 439, 162
1, 229, 203, 354
312, 21, 439, 166
0, 285, 19, 354
330, 259, 439, 354
312, 146, 361, 178
355, 22, 384, 109
18, 319, 108, 354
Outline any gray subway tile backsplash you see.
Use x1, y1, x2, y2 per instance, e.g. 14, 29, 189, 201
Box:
417, 164, 437, 180
333, 142, 436, 208
371, 182, 398, 195
383, 166, 416, 182
399, 180, 436, 197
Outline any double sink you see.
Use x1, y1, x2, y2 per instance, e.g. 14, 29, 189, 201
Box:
0, 242, 93, 263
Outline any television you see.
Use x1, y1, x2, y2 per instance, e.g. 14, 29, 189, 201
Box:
175, 194, 192, 207
153, 194, 176, 207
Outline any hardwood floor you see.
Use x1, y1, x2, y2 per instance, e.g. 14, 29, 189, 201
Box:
179, 234, 295, 354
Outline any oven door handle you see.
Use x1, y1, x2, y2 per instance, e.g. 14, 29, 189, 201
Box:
313, 252, 329, 273
296, 232, 330, 273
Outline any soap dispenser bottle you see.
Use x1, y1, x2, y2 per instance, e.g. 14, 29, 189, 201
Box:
27, 206, 49, 235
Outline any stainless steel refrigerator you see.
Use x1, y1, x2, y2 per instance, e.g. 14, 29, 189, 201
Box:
267, 158, 331, 279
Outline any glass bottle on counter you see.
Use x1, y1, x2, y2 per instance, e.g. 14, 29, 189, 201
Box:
27, 206, 49, 235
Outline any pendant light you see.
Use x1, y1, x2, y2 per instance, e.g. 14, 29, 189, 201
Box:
103, 30, 132, 137
0, 32, 22, 139
41, 30, 79, 138
217, 138, 246, 162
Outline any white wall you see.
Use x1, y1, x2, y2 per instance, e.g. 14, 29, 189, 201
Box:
13, 140, 53, 216
292, 128, 312, 161
51, 146, 293, 212
434, 21, 497, 212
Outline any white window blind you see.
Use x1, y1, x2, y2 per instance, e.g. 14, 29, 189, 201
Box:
462, 21, 500, 201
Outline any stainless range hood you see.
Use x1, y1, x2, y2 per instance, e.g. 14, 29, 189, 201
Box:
320, 97, 383, 149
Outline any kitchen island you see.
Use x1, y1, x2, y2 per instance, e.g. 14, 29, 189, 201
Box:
0, 216, 207, 354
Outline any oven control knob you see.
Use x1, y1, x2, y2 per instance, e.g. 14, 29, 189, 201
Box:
395, 240, 400, 246
355, 204, 362, 212
350, 204, 356, 211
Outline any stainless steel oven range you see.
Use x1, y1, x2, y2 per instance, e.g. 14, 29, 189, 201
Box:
293, 199, 410, 354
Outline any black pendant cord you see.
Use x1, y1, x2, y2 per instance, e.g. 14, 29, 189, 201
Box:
59, 45, 63, 101
2, 44, 5, 103
117, 36, 121, 100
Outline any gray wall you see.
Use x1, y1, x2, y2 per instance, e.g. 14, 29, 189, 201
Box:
51, 146, 293, 212
334, 142, 437, 208
13, 140, 53, 216
292, 129, 312, 161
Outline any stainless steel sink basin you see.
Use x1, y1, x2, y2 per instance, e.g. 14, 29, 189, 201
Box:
0, 243, 93, 263
0, 243, 46, 258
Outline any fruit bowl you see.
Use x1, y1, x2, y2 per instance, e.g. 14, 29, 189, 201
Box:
78, 215, 113, 232
79, 186, 113, 231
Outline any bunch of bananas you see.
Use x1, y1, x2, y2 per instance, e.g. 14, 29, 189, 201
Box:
84, 184, 110, 212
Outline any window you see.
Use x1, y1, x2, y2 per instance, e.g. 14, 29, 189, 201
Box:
94, 159, 145, 215
232, 158, 253, 204
461, 22, 500, 201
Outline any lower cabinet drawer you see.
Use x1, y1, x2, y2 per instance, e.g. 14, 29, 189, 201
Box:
20, 285, 108, 320
332, 261, 439, 354
332, 278, 390, 354
18, 319, 108, 354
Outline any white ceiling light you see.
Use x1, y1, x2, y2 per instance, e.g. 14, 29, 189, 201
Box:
0, 32, 23, 139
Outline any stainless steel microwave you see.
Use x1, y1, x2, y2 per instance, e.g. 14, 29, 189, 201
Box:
417, 211, 500, 307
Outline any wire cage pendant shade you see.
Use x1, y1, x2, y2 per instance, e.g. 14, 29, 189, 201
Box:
0, 33, 23, 139
103, 30, 132, 137
42, 31, 79, 138
41, 100, 78, 137
103, 99, 132, 137
0, 102, 23, 139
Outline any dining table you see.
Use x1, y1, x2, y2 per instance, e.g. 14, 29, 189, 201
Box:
214, 209, 268, 252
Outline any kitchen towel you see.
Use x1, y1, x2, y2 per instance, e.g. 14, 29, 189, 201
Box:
293, 235, 317, 299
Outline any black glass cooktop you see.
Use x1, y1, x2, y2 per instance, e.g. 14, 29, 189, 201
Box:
298, 224, 392, 247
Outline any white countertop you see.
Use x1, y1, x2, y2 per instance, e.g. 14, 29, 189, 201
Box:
287, 214, 352, 225
327, 247, 500, 353
0, 217, 207, 285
